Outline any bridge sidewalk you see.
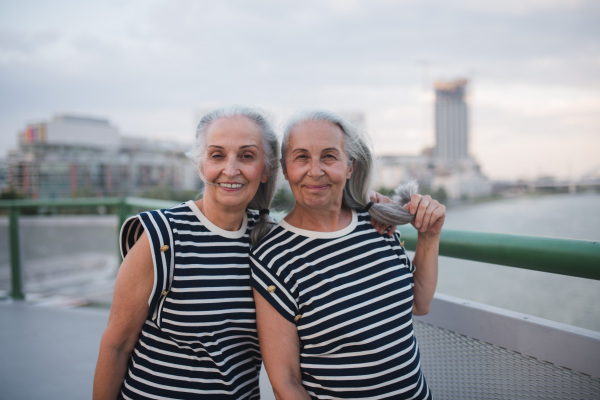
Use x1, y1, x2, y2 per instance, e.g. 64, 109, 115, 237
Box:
0, 301, 275, 400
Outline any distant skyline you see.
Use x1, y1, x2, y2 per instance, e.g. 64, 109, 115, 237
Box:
1, 0, 599, 180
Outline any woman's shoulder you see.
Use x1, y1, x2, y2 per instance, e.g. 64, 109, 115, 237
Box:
250, 222, 289, 255
163, 200, 197, 215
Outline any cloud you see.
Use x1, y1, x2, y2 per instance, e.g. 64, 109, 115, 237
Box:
0, 28, 60, 52
0, 0, 598, 180
461, 0, 592, 16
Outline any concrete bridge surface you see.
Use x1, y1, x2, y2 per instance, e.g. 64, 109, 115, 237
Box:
0, 301, 275, 400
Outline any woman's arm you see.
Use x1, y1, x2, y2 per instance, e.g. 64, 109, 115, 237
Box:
93, 231, 154, 400
404, 194, 446, 315
253, 289, 311, 400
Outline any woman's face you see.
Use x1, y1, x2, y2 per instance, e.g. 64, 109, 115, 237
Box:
283, 119, 353, 212
200, 116, 268, 210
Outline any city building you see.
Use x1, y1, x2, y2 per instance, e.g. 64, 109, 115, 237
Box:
373, 154, 434, 191
3, 114, 201, 199
373, 79, 491, 200
433, 79, 470, 162
430, 158, 492, 200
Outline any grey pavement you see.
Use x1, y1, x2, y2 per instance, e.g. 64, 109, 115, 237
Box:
0, 301, 109, 400
0, 301, 275, 400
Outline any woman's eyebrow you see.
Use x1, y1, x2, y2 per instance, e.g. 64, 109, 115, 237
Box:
207, 144, 259, 150
291, 147, 341, 153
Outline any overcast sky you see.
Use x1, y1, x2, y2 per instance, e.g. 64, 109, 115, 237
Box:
1, 0, 598, 180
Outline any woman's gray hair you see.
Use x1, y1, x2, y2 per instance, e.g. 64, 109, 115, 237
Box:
281, 110, 416, 226
187, 105, 279, 245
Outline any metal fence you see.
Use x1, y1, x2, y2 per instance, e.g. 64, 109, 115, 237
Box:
1, 197, 176, 299
2, 196, 599, 297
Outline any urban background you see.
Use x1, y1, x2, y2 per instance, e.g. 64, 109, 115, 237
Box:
2, 0, 600, 206
2, 76, 599, 208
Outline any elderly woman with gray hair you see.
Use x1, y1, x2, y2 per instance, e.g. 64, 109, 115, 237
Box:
94, 106, 280, 399
250, 110, 445, 399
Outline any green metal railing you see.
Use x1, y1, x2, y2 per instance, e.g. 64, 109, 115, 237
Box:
397, 226, 600, 281
1, 197, 177, 299
1, 198, 599, 300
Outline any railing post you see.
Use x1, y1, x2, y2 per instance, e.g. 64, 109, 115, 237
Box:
9, 207, 25, 300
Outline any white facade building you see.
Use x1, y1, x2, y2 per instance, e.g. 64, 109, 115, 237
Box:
6, 114, 200, 199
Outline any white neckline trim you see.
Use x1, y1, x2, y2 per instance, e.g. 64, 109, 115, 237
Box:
279, 209, 358, 239
186, 200, 248, 239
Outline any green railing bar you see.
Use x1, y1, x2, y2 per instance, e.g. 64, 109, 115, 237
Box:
0, 197, 124, 208
398, 225, 600, 281
122, 197, 178, 210
0, 197, 176, 210
1, 197, 178, 271
2, 198, 600, 301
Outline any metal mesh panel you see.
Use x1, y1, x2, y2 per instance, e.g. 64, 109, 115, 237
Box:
414, 320, 600, 399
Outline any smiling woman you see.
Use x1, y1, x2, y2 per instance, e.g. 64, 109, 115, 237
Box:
93, 105, 280, 400
251, 110, 446, 399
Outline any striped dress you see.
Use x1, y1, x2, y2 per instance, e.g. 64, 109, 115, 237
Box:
250, 210, 432, 399
118, 201, 262, 399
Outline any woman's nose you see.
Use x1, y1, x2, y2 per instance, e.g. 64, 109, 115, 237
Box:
223, 158, 240, 176
307, 159, 323, 177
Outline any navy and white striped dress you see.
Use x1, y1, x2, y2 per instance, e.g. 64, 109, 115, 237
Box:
250, 210, 432, 399
118, 200, 262, 399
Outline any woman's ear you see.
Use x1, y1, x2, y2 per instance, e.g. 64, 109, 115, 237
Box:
346, 159, 354, 179
196, 161, 204, 180
261, 168, 269, 183
280, 159, 289, 181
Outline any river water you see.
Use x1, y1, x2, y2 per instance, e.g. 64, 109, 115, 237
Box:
430, 191, 600, 332
1, 192, 599, 331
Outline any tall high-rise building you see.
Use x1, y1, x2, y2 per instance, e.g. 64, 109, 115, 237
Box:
434, 79, 469, 161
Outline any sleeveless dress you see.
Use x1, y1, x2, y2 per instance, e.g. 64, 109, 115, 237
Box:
250, 210, 432, 399
118, 200, 262, 399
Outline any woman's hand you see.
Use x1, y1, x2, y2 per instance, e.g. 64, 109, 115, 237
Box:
404, 194, 446, 236
368, 190, 397, 236
406, 194, 445, 315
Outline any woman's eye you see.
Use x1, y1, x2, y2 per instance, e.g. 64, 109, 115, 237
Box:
241, 153, 256, 160
209, 153, 223, 159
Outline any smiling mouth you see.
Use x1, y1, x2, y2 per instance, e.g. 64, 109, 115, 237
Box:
304, 184, 329, 191
217, 183, 244, 189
